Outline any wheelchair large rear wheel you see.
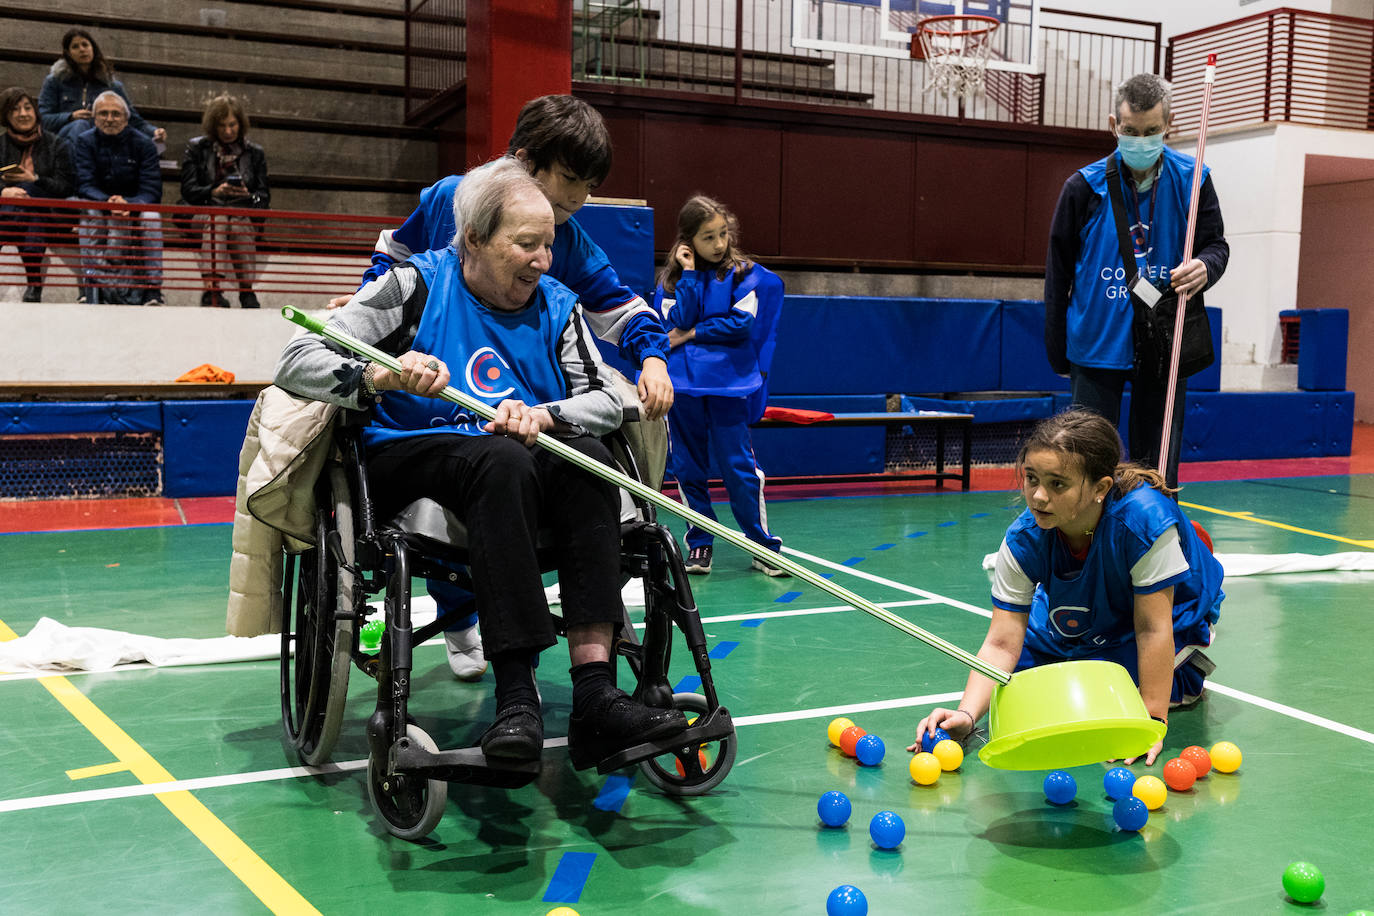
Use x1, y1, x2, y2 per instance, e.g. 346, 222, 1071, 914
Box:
367, 724, 448, 841
280, 467, 355, 766
637, 693, 736, 796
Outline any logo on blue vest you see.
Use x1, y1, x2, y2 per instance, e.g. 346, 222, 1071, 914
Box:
465, 347, 515, 399
1049, 605, 1093, 639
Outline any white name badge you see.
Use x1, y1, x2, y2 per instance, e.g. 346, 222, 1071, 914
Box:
1131, 275, 1162, 308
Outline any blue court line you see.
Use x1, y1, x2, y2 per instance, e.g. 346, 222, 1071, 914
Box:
841, 557, 864, 566
873, 543, 896, 551
708, 641, 740, 659
937, 521, 957, 527
821, 572, 834, 579
740, 618, 766, 626
592, 772, 635, 813
970, 512, 990, 518
674, 675, 702, 693
906, 530, 927, 538
773, 591, 803, 604
543, 851, 597, 903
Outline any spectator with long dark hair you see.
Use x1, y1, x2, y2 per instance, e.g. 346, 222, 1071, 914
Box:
179, 94, 270, 308
1, 86, 75, 302
38, 28, 165, 146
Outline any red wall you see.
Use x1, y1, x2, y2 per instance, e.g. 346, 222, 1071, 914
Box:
581, 89, 1107, 272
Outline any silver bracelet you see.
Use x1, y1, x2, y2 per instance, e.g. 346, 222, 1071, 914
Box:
361, 362, 379, 399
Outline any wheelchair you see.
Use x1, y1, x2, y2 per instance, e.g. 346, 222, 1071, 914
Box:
278, 410, 737, 841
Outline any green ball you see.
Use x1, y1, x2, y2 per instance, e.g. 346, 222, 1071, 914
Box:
1282, 861, 1324, 904
359, 619, 385, 649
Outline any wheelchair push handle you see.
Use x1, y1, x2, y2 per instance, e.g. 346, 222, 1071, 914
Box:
280, 307, 1013, 687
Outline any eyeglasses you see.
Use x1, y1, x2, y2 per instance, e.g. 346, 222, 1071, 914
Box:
94, 111, 128, 121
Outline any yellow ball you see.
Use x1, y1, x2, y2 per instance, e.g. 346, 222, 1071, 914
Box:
931, 738, 964, 772
909, 752, 941, 785
1132, 774, 1168, 810
546, 909, 581, 916
1210, 741, 1243, 773
827, 717, 856, 747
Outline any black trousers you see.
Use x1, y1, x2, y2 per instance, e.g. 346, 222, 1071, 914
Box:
1069, 364, 1186, 489
367, 433, 623, 657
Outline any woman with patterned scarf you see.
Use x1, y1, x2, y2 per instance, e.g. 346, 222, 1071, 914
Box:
1, 86, 75, 302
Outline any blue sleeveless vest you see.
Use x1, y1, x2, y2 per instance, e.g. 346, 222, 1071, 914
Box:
1069, 147, 1209, 370
363, 246, 580, 448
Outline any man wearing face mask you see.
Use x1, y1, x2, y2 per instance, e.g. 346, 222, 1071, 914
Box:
1044, 73, 1229, 487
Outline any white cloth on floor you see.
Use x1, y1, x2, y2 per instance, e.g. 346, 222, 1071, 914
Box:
544, 577, 645, 608
0, 617, 280, 673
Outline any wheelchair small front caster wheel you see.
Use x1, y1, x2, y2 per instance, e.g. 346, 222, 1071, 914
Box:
637, 693, 736, 796
367, 724, 447, 841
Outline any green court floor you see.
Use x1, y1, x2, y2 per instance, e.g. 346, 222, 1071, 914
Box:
2, 478, 1372, 914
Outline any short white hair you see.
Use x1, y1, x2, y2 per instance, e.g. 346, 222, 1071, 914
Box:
451, 156, 546, 261
91, 90, 129, 115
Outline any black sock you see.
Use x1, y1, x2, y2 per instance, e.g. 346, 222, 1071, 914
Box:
491, 652, 539, 710
570, 661, 617, 714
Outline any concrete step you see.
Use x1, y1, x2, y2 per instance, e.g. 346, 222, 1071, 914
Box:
2, 59, 405, 127
2, 17, 405, 87
2, 0, 405, 45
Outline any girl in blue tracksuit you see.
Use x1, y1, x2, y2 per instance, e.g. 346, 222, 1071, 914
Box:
653, 195, 785, 577
912, 409, 1224, 766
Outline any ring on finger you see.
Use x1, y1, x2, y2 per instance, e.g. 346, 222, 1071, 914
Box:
425, 359, 440, 371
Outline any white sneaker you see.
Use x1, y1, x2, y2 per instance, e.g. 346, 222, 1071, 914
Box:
444, 624, 488, 681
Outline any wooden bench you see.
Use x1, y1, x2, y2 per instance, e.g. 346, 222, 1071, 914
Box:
753, 410, 974, 490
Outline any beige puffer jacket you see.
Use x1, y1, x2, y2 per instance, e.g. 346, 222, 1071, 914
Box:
226, 386, 340, 636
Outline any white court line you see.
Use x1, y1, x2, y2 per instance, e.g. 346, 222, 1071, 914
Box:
1205, 682, 1374, 744
782, 546, 994, 619
0, 692, 961, 816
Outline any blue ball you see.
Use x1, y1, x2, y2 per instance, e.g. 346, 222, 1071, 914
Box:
817, 790, 851, 828
868, 810, 906, 850
1044, 770, 1077, 805
826, 884, 868, 916
1103, 766, 1137, 801
920, 726, 951, 754
1113, 796, 1149, 832
855, 734, 885, 767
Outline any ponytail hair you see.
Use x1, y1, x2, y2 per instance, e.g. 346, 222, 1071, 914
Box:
1016, 408, 1177, 497
656, 194, 752, 295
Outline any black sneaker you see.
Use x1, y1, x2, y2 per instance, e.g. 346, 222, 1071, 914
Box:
566, 688, 688, 771
21, 286, 41, 303
750, 552, 790, 578
141, 290, 164, 306
239, 290, 260, 309
479, 701, 543, 762
685, 545, 712, 575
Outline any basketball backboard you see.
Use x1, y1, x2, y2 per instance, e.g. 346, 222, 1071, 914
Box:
791, 0, 1042, 74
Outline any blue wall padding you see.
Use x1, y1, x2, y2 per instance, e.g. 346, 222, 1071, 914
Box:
998, 300, 1069, 392
901, 394, 1055, 424
161, 400, 255, 498
1296, 308, 1349, 391
769, 296, 1002, 394
749, 394, 885, 477
1189, 306, 1224, 392
1137, 390, 1354, 461
0, 401, 161, 435
573, 203, 656, 301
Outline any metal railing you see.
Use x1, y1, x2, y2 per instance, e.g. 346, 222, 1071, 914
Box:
1039, 7, 1161, 129
0, 198, 393, 306
405, 0, 467, 123
1167, 8, 1374, 134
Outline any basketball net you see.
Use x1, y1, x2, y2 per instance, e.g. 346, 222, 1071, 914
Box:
915, 14, 999, 101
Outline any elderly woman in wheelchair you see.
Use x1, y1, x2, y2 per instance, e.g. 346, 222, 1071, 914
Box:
272, 158, 734, 837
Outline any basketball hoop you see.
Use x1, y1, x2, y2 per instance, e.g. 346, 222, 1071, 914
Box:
912, 14, 1000, 100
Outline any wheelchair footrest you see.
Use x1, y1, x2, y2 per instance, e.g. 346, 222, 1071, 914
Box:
392, 741, 541, 789
590, 706, 734, 775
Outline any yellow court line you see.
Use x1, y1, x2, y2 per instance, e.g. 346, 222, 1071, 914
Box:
0, 619, 319, 916
1180, 500, 1374, 550
67, 761, 132, 780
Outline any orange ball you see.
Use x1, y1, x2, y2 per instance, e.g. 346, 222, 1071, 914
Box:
839, 725, 867, 757
674, 748, 710, 778
1163, 757, 1197, 792
1180, 745, 1212, 778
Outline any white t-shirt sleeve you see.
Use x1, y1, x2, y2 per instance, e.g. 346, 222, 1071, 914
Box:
1129, 524, 1189, 590
991, 538, 1036, 609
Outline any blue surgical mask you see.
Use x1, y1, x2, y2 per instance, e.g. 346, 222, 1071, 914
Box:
1117, 133, 1165, 172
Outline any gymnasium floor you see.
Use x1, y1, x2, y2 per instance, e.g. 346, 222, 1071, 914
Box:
2, 432, 1373, 915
